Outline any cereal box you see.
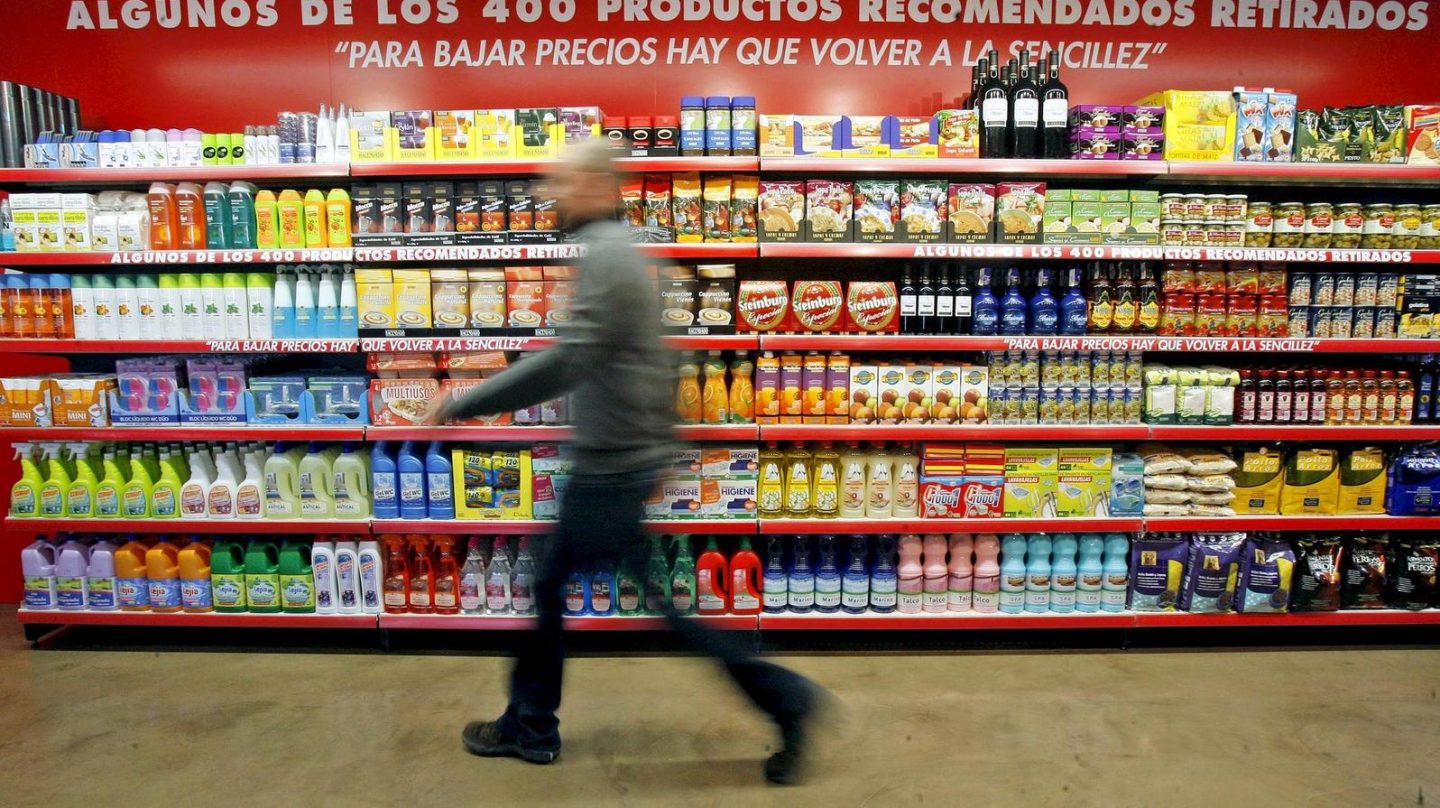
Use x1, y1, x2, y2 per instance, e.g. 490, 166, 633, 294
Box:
995, 182, 1045, 245
845, 281, 899, 333
899, 179, 946, 244
759, 180, 804, 242
736, 280, 789, 332
804, 180, 852, 242
947, 183, 995, 244
790, 280, 845, 333
853, 179, 899, 244
849, 364, 878, 424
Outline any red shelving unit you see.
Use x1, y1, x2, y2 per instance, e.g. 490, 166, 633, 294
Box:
648, 520, 757, 534
760, 424, 1149, 441
759, 334, 1012, 351
0, 339, 345, 354
377, 613, 757, 630
3, 517, 371, 534
758, 158, 1168, 176
370, 519, 549, 535
1143, 515, 1440, 532
356, 334, 755, 352
16, 609, 376, 628
1164, 161, 1440, 186
1130, 610, 1440, 627
760, 243, 1164, 260
635, 243, 759, 259
756, 334, 1440, 354
759, 612, 1136, 630
367, 424, 754, 442
1147, 425, 1440, 441
1164, 246, 1439, 264
664, 334, 760, 350
0, 426, 365, 441
0, 248, 354, 266
0, 165, 349, 184
352, 244, 581, 263
350, 156, 759, 177
762, 517, 1143, 534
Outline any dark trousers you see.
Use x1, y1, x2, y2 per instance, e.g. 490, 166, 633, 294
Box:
498, 467, 813, 749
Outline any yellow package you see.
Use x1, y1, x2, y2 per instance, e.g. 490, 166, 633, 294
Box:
1233, 446, 1284, 514
50, 376, 112, 427
702, 175, 732, 243
392, 269, 433, 330
1280, 448, 1339, 515
1136, 90, 1237, 161
1338, 446, 1386, 514
355, 269, 395, 330
1055, 448, 1113, 518
430, 269, 469, 329
1004, 448, 1058, 518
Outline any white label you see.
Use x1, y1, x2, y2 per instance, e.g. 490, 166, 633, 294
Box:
841, 584, 868, 610
870, 579, 897, 609
1014, 98, 1040, 127
1043, 98, 1068, 126
982, 97, 1008, 124
1101, 588, 1127, 608
999, 591, 1025, 609
1025, 591, 1050, 609
948, 590, 973, 611
1077, 589, 1102, 608
917, 294, 936, 317
815, 582, 841, 610
936, 294, 954, 318
956, 295, 973, 317
1051, 591, 1076, 608
899, 292, 917, 316
973, 590, 999, 611
923, 592, 948, 611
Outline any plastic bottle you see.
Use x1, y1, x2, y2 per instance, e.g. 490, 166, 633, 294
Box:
786, 535, 814, 614
424, 440, 453, 520
311, 540, 338, 614
729, 537, 762, 615
783, 443, 813, 518
811, 442, 840, 519
298, 442, 337, 519
176, 272, 203, 340
221, 272, 248, 339
511, 538, 536, 615
203, 181, 233, 249
841, 535, 870, 614
334, 107, 352, 163
357, 539, 383, 614
1024, 534, 1052, 613
458, 537, 484, 614
95, 446, 126, 518
50, 273, 74, 338
332, 443, 372, 519
339, 266, 358, 336
866, 443, 893, 518
675, 353, 702, 424
761, 535, 789, 614
235, 443, 265, 519
292, 268, 316, 338
371, 441, 399, 519
54, 536, 90, 611
814, 535, 842, 614
147, 183, 178, 250
1050, 533, 1078, 614
277, 189, 305, 249
696, 536, 730, 615
86, 538, 119, 611
896, 533, 924, 614
199, 272, 225, 338
37, 442, 72, 518
303, 189, 328, 248
999, 534, 1028, 614
180, 443, 214, 518
246, 272, 273, 340
21, 539, 58, 610
1075, 534, 1105, 613
869, 535, 898, 614
1101, 533, 1130, 613
564, 567, 590, 616
206, 441, 240, 519
263, 442, 303, 518
211, 540, 249, 613
316, 265, 340, 337
254, 189, 280, 249
381, 536, 410, 614
175, 182, 206, 249
892, 443, 920, 519
432, 537, 461, 615
839, 442, 868, 519
326, 189, 353, 248
316, 106, 336, 163
333, 539, 363, 614
113, 275, 140, 339
757, 442, 785, 518
121, 445, 155, 519
279, 540, 316, 614
179, 540, 213, 613
397, 441, 428, 520
484, 536, 512, 614
228, 182, 259, 249
701, 351, 729, 424
729, 351, 754, 423
244, 540, 282, 613
615, 545, 645, 616
151, 274, 178, 340
920, 533, 949, 613
941, 533, 974, 613
68, 274, 95, 340
114, 537, 150, 611
146, 539, 183, 613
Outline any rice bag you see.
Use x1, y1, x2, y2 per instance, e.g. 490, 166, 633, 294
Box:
1145, 474, 1188, 491
1341, 535, 1389, 609
1143, 503, 1191, 517
1128, 536, 1189, 611
1280, 448, 1339, 515
1179, 534, 1245, 612
1145, 489, 1192, 505
1235, 537, 1295, 613
1191, 490, 1237, 506
1338, 446, 1386, 514
1189, 504, 1238, 517
1142, 450, 1191, 475
1178, 448, 1237, 475
1233, 446, 1284, 514
1292, 535, 1344, 612
1186, 474, 1236, 492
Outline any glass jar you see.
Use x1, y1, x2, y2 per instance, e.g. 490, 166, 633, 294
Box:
1392, 204, 1422, 250
1225, 194, 1249, 222
1204, 194, 1228, 222
1160, 219, 1186, 247
1184, 194, 1207, 219
1332, 202, 1364, 248
1205, 222, 1229, 246
1421, 204, 1440, 249
1183, 219, 1209, 247
1223, 221, 1246, 246
1361, 203, 1394, 249
1160, 194, 1187, 219
1272, 201, 1305, 247
1245, 201, 1274, 247
1302, 202, 1333, 248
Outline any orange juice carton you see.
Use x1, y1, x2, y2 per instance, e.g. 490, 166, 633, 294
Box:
849, 363, 877, 424
904, 365, 932, 424
755, 352, 780, 424
876, 364, 907, 424
801, 352, 827, 423
960, 365, 990, 423
930, 365, 961, 424
645, 477, 702, 520
779, 353, 804, 424
702, 447, 760, 479
826, 353, 850, 424
703, 477, 759, 519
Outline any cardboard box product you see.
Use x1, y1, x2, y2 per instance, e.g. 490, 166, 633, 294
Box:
392, 269, 432, 330
1405, 105, 1440, 165
1055, 448, 1113, 518
903, 365, 933, 424
347, 110, 392, 161
1234, 89, 1269, 161
435, 110, 478, 160
61, 194, 93, 251
702, 446, 760, 479
467, 269, 506, 328
736, 280, 790, 332
453, 448, 532, 519
1003, 447, 1058, 518
1070, 127, 1122, 159
934, 109, 980, 158
559, 106, 603, 149
1043, 200, 1099, 245
790, 280, 845, 333
439, 379, 512, 425
947, 183, 995, 244
995, 182, 1045, 244
887, 116, 938, 158
505, 267, 545, 329
369, 378, 441, 426
514, 108, 559, 159
429, 270, 469, 329
1264, 91, 1297, 162
355, 269, 395, 330
794, 115, 847, 156
1136, 90, 1237, 162
826, 353, 850, 424
930, 366, 961, 424
389, 110, 435, 160
853, 179, 898, 243
542, 265, 577, 328
779, 353, 803, 423
849, 364, 878, 424
959, 366, 989, 423
671, 448, 703, 478
658, 265, 699, 329
702, 477, 758, 519
695, 264, 736, 330
474, 109, 516, 159
755, 352, 780, 423
646, 477, 703, 520
876, 364, 907, 424
505, 179, 532, 234
758, 180, 804, 242
845, 281, 899, 333
899, 179, 946, 243
804, 180, 853, 242
759, 114, 797, 156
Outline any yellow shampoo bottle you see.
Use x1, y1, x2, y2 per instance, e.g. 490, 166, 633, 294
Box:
325, 188, 352, 247
254, 190, 280, 250
303, 189, 328, 248
277, 189, 306, 249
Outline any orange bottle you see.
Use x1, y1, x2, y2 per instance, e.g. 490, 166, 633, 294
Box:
728, 537, 763, 615
754, 351, 779, 423
276, 189, 305, 249
676, 353, 702, 424
701, 351, 729, 425
174, 182, 207, 250
826, 352, 850, 424
407, 535, 434, 614
145, 538, 183, 613
382, 536, 410, 614
115, 537, 151, 611
146, 183, 179, 250
51, 274, 74, 338
728, 351, 754, 424
179, 539, 213, 613
432, 536, 460, 615
29, 276, 54, 338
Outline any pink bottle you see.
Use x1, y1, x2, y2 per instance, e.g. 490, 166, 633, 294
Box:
896, 533, 923, 614
947, 534, 974, 612
921, 534, 948, 613
972, 534, 1001, 614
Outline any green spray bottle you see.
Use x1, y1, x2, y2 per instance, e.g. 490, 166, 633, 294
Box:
95, 446, 128, 518
150, 443, 186, 519
644, 535, 672, 614
36, 443, 71, 518
615, 545, 646, 615
669, 535, 697, 615
9, 443, 42, 517
65, 442, 100, 517
120, 443, 155, 518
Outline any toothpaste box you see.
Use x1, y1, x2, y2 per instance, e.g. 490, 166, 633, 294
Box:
1003, 448, 1058, 518
702, 477, 759, 519
646, 477, 702, 520
702, 447, 759, 479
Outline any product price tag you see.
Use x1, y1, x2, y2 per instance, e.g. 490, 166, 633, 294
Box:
353, 244, 584, 262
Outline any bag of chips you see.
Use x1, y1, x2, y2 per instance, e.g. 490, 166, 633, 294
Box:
1341, 535, 1389, 609
1292, 535, 1344, 612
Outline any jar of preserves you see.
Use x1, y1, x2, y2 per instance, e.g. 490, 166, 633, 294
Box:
1272, 201, 1305, 247
1302, 202, 1333, 248
1205, 222, 1229, 246
1225, 194, 1248, 221
1361, 203, 1394, 249
1245, 202, 1274, 247
1392, 204, 1422, 250
1184, 194, 1207, 219
1421, 204, 1440, 249
1224, 221, 1246, 246
1204, 193, 1228, 222
1160, 219, 1186, 247
1160, 194, 1187, 218
1183, 220, 1208, 247
1332, 202, 1364, 248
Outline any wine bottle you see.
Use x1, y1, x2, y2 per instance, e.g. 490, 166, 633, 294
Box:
1011, 51, 1040, 159
934, 266, 954, 336
899, 263, 918, 334
917, 266, 936, 334
1041, 49, 1070, 159
953, 264, 973, 335
980, 54, 1008, 159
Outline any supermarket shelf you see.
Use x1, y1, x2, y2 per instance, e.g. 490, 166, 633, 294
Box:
2, 517, 371, 534
370, 519, 550, 535
0, 339, 361, 354
647, 520, 757, 534
759, 611, 1136, 630
352, 244, 581, 262
16, 608, 376, 628
758, 158, 1168, 176
760, 424, 1149, 441
757, 334, 1440, 354
1163, 161, 1440, 186
0, 248, 353, 266
761, 517, 1143, 534
377, 613, 757, 630
356, 334, 754, 352
350, 157, 760, 177
635, 243, 758, 259
760, 334, 1014, 351
760, 243, 1163, 260
1143, 515, 1440, 532
0, 426, 364, 441
1147, 424, 1440, 441
664, 334, 760, 350
1164, 246, 1439, 264
0, 165, 349, 184
366, 424, 755, 442
1130, 609, 1440, 627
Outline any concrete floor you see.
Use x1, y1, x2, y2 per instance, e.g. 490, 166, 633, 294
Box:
1, 608, 1436, 808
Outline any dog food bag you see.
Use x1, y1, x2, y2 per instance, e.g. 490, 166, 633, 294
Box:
1280, 448, 1339, 515
1384, 444, 1440, 515
1341, 535, 1390, 609
1179, 533, 1245, 612
1128, 536, 1188, 611
1235, 536, 1295, 613
1292, 535, 1344, 612
1233, 446, 1284, 514
1385, 540, 1439, 610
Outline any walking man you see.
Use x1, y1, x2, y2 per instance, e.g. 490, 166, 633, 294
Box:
441, 141, 823, 784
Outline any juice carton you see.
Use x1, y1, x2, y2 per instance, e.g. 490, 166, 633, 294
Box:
876, 364, 907, 424
1003, 448, 1058, 518
801, 353, 827, 423
959, 365, 989, 423
826, 353, 850, 424
849, 363, 878, 424
779, 353, 804, 424
1055, 448, 1113, 518
931, 365, 961, 424
904, 365, 932, 424
755, 352, 780, 424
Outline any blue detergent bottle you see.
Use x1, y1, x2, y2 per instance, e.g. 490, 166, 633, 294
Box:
841, 535, 870, 615
762, 536, 789, 614
1050, 533, 1078, 614
396, 441, 427, 520
565, 567, 590, 615
1101, 533, 1131, 613
999, 534, 1027, 614
787, 535, 814, 614
813, 535, 842, 614
1025, 533, 1053, 613
424, 441, 454, 520
869, 536, 898, 614
589, 560, 616, 616
370, 441, 399, 519
1076, 534, 1105, 613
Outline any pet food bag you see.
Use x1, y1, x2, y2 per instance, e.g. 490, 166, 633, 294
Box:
1385, 540, 1439, 611
1385, 445, 1440, 515
1128, 536, 1188, 611
1291, 535, 1344, 612
1341, 535, 1390, 609
1235, 537, 1295, 613
1178, 533, 1245, 613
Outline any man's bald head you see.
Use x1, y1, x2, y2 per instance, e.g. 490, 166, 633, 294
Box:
551, 139, 620, 226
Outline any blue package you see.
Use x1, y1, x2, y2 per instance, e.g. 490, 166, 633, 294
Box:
1235, 537, 1295, 613
1178, 533, 1245, 612
1385, 444, 1440, 515
1109, 453, 1144, 516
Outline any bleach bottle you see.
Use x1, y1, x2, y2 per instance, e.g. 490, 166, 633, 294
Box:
21, 538, 58, 610
332, 444, 372, 520
263, 442, 304, 518
947, 534, 974, 612
370, 442, 399, 519
396, 441, 428, 520
813, 535, 842, 614
1050, 534, 1079, 614
1075, 534, 1106, 613
1025, 534, 1053, 614
86, 538, 119, 611
972, 533, 1002, 614
333, 540, 362, 614
999, 534, 1028, 614
115, 537, 150, 611
696, 536, 730, 616
424, 441, 453, 520
245, 540, 282, 613
589, 560, 616, 616
179, 540, 213, 613
211, 539, 247, 613
564, 567, 590, 616
762, 536, 789, 614
869, 536, 899, 614
146, 539, 183, 613
55, 536, 90, 610
279, 540, 315, 613
840, 535, 870, 615
1101, 533, 1130, 613
312, 540, 338, 614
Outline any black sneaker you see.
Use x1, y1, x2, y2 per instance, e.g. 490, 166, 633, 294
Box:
462, 720, 560, 764
764, 687, 825, 785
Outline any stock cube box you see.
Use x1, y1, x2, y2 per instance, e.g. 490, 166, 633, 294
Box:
995, 182, 1045, 245
1003, 448, 1058, 517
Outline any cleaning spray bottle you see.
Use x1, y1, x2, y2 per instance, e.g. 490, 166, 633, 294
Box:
95, 445, 127, 518
316, 264, 339, 337
432, 536, 461, 615
206, 441, 241, 518
235, 442, 266, 519
293, 267, 316, 338
37, 442, 72, 518
150, 443, 184, 519
9, 443, 41, 517
179, 442, 215, 518
120, 443, 155, 518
